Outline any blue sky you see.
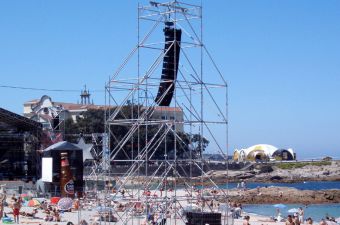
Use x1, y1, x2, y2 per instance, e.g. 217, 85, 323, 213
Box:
1, 1, 340, 159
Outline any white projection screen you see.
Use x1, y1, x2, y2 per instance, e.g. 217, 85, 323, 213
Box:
42, 157, 53, 182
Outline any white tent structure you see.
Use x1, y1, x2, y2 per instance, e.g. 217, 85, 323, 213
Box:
233, 144, 295, 162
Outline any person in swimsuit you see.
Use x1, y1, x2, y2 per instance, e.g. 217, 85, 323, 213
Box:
294, 215, 300, 225
0, 192, 6, 220
298, 207, 304, 224
12, 199, 21, 223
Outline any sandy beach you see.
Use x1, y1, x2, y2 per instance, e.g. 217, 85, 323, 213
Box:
0, 205, 297, 225
1, 187, 336, 225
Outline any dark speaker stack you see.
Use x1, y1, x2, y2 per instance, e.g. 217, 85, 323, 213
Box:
155, 26, 182, 106
53, 115, 60, 130
186, 212, 222, 225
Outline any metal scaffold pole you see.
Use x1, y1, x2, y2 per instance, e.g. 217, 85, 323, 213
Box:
95, 1, 229, 225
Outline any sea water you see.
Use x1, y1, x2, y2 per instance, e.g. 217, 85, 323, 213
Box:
218, 181, 340, 221
243, 204, 340, 222
219, 181, 340, 190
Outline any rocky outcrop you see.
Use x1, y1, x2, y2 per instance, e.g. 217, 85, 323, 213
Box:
224, 186, 340, 204
199, 161, 340, 184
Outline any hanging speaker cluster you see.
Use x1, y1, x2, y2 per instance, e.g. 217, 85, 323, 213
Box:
155, 25, 182, 106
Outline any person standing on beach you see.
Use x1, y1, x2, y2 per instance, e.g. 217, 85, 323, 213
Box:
298, 207, 304, 223
241, 181, 245, 190
294, 214, 300, 225
0, 191, 6, 220
12, 198, 21, 223
0, 199, 3, 219
276, 208, 280, 217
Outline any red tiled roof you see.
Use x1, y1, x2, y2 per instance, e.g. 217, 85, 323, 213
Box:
54, 102, 106, 111
58, 104, 181, 112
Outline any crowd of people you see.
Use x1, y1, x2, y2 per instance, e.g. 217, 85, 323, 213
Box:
270, 206, 339, 225
0, 192, 89, 224
0, 186, 338, 225
0, 193, 39, 223
230, 201, 243, 219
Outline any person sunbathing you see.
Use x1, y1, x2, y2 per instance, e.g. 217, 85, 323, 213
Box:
117, 203, 125, 212
44, 211, 53, 221
54, 213, 61, 222
79, 219, 88, 225
44, 214, 54, 222
24, 209, 38, 218
52, 208, 61, 222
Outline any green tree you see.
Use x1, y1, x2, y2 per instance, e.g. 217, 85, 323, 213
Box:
190, 134, 210, 157
63, 107, 208, 160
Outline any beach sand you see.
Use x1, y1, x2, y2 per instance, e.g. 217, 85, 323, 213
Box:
0, 189, 309, 225
8, 209, 284, 225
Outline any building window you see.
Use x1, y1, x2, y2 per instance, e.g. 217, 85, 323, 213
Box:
170, 116, 175, 120
161, 116, 167, 120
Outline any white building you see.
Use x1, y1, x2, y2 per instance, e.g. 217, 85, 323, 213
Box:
24, 95, 184, 132
24, 95, 105, 130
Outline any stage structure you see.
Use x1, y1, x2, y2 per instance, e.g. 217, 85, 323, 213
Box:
100, 1, 229, 224
0, 107, 42, 181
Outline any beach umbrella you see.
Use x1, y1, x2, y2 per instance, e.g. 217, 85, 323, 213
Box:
57, 197, 73, 211
182, 204, 200, 212
288, 208, 299, 214
27, 199, 40, 207
219, 204, 229, 211
287, 208, 299, 213
96, 206, 113, 212
50, 197, 61, 205
110, 195, 123, 201
34, 198, 46, 202
20, 193, 31, 201
273, 204, 286, 209
202, 191, 212, 196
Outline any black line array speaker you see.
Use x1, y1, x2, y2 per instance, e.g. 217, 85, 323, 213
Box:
155, 27, 182, 106
53, 115, 60, 130
186, 212, 222, 225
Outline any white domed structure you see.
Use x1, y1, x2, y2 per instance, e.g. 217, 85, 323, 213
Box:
233, 144, 295, 162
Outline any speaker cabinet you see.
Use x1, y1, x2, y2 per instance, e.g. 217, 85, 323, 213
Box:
155, 27, 182, 106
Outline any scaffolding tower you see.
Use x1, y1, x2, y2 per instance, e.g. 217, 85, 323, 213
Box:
101, 1, 229, 224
